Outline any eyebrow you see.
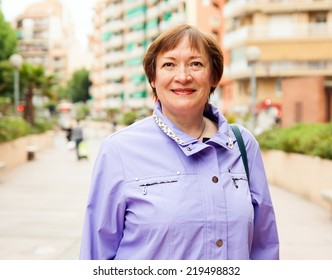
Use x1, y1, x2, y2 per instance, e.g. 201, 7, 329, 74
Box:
160, 55, 204, 60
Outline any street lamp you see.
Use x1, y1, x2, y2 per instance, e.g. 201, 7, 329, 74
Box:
9, 54, 23, 115
246, 46, 261, 131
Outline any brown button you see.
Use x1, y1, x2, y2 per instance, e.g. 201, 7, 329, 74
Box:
216, 239, 223, 247
212, 176, 219, 183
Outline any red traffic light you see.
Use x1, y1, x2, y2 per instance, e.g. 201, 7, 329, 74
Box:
17, 104, 24, 112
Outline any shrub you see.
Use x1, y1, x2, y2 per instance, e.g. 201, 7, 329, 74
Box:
0, 117, 31, 142
31, 118, 57, 134
257, 123, 332, 160
0, 117, 56, 143
121, 111, 137, 126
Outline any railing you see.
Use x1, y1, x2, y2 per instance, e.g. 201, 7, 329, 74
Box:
224, 60, 332, 78
224, 0, 332, 18
223, 23, 332, 49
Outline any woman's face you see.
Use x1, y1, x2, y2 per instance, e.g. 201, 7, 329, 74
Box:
151, 38, 215, 118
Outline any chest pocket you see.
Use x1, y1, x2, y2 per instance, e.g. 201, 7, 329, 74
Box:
135, 173, 180, 195
230, 173, 248, 189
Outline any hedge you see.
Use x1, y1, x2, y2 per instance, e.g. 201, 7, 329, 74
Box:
0, 117, 55, 143
256, 123, 332, 160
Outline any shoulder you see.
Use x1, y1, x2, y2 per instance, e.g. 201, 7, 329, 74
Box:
100, 116, 156, 148
230, 123, 259, 149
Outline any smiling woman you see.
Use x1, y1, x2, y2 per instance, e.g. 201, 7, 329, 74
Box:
80, 24, 279, 260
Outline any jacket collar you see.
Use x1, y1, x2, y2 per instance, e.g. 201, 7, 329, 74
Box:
152, 102, 235, 154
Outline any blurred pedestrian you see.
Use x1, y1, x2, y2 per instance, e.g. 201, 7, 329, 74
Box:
65, 126, 72, 142
80, 24, 279, 260
71, 119, 84, 160
111, 120, 117, 133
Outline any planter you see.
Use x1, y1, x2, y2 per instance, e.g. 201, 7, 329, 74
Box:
0, 131, 54, 172
262, 150, 332, 211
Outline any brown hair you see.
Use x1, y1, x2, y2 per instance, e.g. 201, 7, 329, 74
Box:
143, 24, 224, 98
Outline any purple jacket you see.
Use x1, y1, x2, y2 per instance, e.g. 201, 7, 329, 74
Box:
80, 102, 279, 260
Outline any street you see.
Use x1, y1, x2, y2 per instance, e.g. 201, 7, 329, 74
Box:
0, 123, 332, 260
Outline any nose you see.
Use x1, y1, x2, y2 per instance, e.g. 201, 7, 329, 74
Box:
174, 66, 192, 83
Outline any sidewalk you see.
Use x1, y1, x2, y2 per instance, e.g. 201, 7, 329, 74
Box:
0, 125, 332, 260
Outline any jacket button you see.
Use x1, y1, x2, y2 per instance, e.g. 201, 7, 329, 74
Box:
216, 239, 223, 247
212, 176, 219, 183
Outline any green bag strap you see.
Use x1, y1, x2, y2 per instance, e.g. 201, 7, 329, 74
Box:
230, 124, 250, 185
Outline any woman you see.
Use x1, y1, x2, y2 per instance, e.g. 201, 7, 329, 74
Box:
80, 24, 279, 260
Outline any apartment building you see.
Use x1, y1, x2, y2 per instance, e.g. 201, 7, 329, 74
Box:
222, 0, 332, 127
13, 0, 75, 85
89, 0, 223, 115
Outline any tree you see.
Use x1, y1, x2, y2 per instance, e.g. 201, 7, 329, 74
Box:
67, 68, 91, 103
0, 11, 17, 61
20, 63, 57, 124
0, 61, 14, 115
0, 60, 14, 97
0, 11, 18, 115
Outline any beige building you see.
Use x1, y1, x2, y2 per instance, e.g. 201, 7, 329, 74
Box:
13, 0, 86, 85
89, 0, 223, 116
221, 0, 332, 128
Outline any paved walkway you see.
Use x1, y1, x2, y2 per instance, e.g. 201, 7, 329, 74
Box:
0, 124, 332, 260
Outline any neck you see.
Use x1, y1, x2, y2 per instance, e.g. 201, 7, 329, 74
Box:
196, 119, 206, 139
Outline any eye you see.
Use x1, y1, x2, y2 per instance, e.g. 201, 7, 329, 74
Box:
162, 62, 174, 68
190, 61, 203, 68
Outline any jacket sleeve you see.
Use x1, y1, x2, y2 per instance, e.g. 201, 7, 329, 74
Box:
243, 129, 280, 260
79, 139, 126, 260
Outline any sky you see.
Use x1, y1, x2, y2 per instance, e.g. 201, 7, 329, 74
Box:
1, 0, 96, 50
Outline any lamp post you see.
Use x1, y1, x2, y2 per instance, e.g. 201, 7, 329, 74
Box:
246, 46, 261, 131
9, 54, 23, 115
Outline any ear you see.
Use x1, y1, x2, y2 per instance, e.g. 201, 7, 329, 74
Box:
150, 80, 155, 88
210, 77, 219, 88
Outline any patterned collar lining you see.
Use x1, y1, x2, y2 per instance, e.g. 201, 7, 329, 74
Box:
153, 113, 184, 145
153, 111, 234, 148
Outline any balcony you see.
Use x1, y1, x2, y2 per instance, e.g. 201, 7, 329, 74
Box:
224, 59, 332, 79
124, 30, 146, 44
108, 82, 125, 95
223, 0, 332, 19
103, 67, 125, 81
125, 14, 146, 28
124, 82, 146, 95
223, 23, 332, 49
103, 19, 126, 33
103, 34, 124, 48
125, 46, 145, 60
159, 0, 180, 13
124, 0, 145, 11
107, 51, 126, 64
103, 3, 124, 19
125, 64, 145, 77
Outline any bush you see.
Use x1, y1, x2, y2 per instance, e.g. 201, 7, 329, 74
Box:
121, 111, 137, 126
257, 123, 332, 160
0, 117, 56, 143
31, 118, 57, 134
0, 117, 31, 142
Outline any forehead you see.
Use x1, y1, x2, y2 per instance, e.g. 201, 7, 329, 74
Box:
158, 38, 207, 59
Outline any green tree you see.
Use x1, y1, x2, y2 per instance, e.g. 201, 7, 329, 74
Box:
67, 68, 91, 103
0, 11, 17, 61
0, 60, 14, 97
20, 63, 57, 124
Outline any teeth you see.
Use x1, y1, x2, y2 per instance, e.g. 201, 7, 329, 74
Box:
174, 89, 193, 92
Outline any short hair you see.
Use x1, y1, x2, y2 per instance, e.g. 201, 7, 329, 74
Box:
143, 24, 224, 97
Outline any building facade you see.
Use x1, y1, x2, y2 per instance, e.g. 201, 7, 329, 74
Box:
13, 0, 76, 85
221, 0, 332, 128
89, 0, 223, 115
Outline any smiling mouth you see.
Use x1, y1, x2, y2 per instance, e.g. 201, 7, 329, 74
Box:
172, 88, 196, 95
